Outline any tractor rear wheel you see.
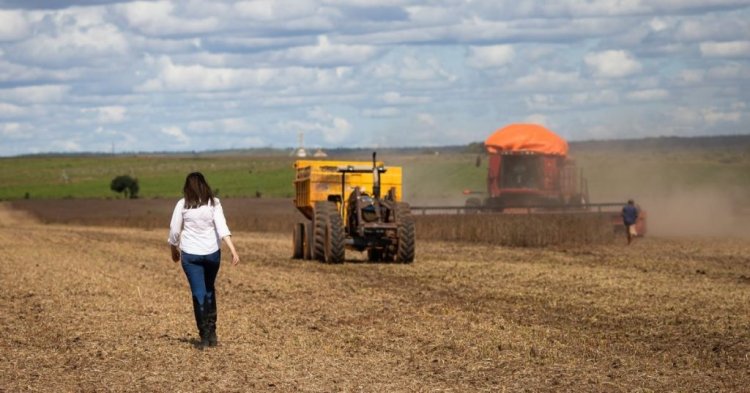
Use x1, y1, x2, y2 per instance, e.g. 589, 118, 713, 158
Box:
313, 202, 328, 261
313, 201, 345, 263
396, 203, 415, 263
292, 223, 304, 259
327, 212, 345, 263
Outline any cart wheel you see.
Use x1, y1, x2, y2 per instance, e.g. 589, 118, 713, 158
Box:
313, 201, 345, 263
304, 221, 313, 260
292, 222, 304, 259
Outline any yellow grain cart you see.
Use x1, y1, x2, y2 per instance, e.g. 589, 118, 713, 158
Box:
292, 153, 415, 263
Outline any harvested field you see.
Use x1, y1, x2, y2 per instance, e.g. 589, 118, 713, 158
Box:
1, 204, 749, 392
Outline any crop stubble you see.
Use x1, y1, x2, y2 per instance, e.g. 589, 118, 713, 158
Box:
10, 198, 618, 247
1, 203, 749, 392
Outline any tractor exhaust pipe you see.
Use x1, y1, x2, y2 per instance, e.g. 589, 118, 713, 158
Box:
372, 151, 380, 199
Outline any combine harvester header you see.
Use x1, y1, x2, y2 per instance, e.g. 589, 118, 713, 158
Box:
414, 123, 647, 236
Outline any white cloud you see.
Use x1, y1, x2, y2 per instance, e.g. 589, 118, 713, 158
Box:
405, 6, 456, 25
54, 140, 82, 152
703, 108, 741, 125
82, 106, 127, 123
234, 0, 318, 21
380, 91, 431, 105
649, 18, 670, 32
626, 89, 669, 101
674, 14, 750, 42
188, 117, 252, 133
0, 10, 30, 42
279, 107, 352, 144
677, 69, 705, 84
17, 24, 129, 66
118, 1, 220, 36
0, 59, 82, 83
10, 8, 129, 66
706, 64, 750, 80
0, 102, 28, 117
361, 107, 400, 118
515, 69, 580, 90
466, 45, 515, 68
395, 56, 456, 82
137, 57, 354, 93
161, 126, 189, 144
584, 50, 642, 78
416, 113, 435, 126
524, 94, 562, 111
136, 58, 274, 92
700, 41, 750, 58
220, 118, 250, 133
269, 35, 379, 66
524, 114, 548, 126
673, 106, 743, 126
570, 90, 620, 106
0, 85, 70, 104
0, 122, 29, 139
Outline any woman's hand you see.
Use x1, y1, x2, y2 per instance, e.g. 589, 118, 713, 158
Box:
170, 245, 180, 263
223, 236, 240, 266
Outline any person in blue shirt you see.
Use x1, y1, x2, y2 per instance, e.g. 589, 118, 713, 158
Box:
622, 199, 639, 245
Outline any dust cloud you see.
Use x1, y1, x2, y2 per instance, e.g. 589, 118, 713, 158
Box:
0, 203, 38, 226
640, 188, 750, 238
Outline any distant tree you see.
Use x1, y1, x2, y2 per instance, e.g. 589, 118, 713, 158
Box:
110, 175, 139, 199
465, 142, 485, 154
128, 178, 139, 199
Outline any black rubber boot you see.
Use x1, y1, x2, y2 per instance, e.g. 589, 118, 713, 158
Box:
192, 296, 209, 349
205, 293, 218, 347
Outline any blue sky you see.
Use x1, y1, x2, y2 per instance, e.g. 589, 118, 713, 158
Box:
0, 0, 749, 156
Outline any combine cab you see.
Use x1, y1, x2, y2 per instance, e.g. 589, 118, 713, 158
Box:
477, 151, 586, 210
292, 153, 416, 263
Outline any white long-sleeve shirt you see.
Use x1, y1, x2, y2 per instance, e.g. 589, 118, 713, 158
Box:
168, 197, 231, 255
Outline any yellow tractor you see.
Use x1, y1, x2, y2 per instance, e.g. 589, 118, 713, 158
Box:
292, 153, 415, 263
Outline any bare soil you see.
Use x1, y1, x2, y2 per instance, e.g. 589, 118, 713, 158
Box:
1, 203, 748, 392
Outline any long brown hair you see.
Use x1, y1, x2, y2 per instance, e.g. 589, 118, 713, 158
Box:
183, 172, 215, 208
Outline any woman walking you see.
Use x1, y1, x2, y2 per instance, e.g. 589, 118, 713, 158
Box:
168, 172, 240, 349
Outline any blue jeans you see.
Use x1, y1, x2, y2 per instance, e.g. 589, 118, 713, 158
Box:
181, 250, 221, 305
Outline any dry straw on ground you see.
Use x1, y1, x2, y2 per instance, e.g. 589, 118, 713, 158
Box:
1, 202, 748, 392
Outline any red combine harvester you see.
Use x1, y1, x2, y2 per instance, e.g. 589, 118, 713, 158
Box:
467, 123, 586, 210
416, 124, 647, 235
